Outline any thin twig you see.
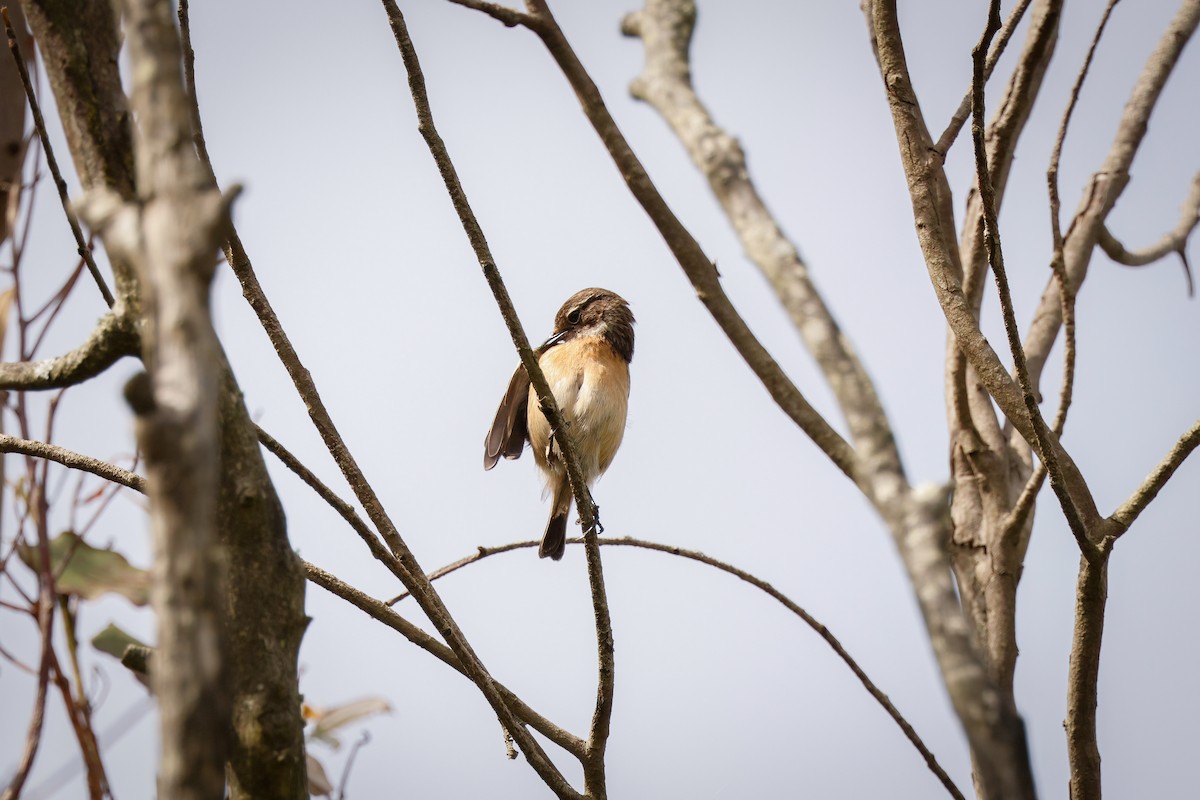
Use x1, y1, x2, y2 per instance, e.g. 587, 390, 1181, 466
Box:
933, 0, 1034, 157
2, 9, 114, 308
0, 433, 145, 492
1097, 172, 1200, 296
255, 425, 410, 583
394, 536, 966, 800
0, 555, 54, 800
303, 560, 587, 759
1109, 419, 1200, 532
444, 0, 531, 27
380, 6, 599, 796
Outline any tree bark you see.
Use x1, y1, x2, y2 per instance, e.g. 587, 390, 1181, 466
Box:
22, 1, 309, 795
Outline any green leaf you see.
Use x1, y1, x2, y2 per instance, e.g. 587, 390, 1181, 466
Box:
18, 531, 149, 605
305, 697, 392, 750
91, 622, 149, 660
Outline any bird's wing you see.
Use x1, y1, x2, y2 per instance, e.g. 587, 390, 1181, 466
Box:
483, 363, 531, 469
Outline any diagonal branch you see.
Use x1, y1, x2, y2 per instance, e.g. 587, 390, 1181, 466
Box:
303, 561, 587, 759
381, 4, 600, 796
0, 433, 145, 492
3, 9, 114, 308
1109, 420, 1200, 532
621, 0, 904, 503
482, 1, 860, 491
933, 0, 1037, 159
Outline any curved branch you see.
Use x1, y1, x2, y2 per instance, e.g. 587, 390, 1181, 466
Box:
1024, 0, 1200, 388
0, 434, 145, 492
621, 0, 904, 503
394, 536, 966, 800
1098, 172, 1200, 295
0, 311, 137, 390
1109, 419, 1200, 532
303, 560, 587, 759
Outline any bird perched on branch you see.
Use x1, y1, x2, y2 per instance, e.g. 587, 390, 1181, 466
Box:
484, 288, 635, 560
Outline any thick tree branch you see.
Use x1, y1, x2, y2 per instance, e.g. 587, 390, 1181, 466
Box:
0, 433, 145, 492
77, 1, 236, 797
867, 3, 1041, 797
0, 310, 137, 390
621, 0, 905, 506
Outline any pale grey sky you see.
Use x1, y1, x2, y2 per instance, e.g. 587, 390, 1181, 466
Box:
2, 1, 1197, 798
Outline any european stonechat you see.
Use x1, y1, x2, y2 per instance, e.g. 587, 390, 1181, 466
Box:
484, 288, 635, 560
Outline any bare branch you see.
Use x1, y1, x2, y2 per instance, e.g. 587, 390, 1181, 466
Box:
1042, 0, 1122, 463
0, 560, 54, 800
255, 425, 410, 583
0, 433, 145, 492
867, 3, 1040, 796
0, 310, 137, 390
1098, 172, 1200, 295
444, 0, 531, 27
621, 0, 904, 504
1066, 553, 1109, 800
303, 560, 587, 759
396, 535, 970, 800
3, 9, 114, 307
381, 5, 597, 795
19, 0, 140, 305
1025, 0, 1200, 389
454, 0, 862, 489
933, 0, 1036, 158
93, 0, 236, 795
970, 0, 1096, 560
1110, 420, 1200, 532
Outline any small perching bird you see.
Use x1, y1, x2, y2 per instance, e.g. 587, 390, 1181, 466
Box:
484, 288, 635, 560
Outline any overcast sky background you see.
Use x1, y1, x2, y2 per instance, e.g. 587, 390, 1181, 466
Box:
1, 0, 1198, 797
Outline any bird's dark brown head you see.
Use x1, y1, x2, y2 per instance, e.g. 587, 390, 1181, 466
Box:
552, 288, 635, 363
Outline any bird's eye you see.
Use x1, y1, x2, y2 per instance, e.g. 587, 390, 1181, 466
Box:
567, 308, 582, 325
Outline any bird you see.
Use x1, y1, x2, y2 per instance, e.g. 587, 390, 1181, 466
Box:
484, 288, 635, 560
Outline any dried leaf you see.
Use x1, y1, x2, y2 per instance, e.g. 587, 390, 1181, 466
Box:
18, 530, 149, 605
306, 696, 393, 750
306, 753, 334, 797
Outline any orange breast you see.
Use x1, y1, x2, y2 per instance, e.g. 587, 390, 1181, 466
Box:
527, 337, 630, 485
